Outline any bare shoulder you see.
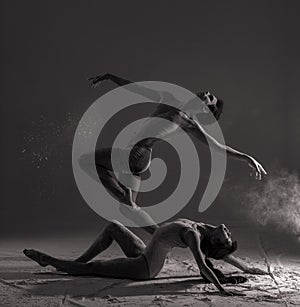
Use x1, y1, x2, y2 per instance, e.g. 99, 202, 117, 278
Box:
173, 218, 195, 225
150, 103, 177, 118
170, 219, 199, 247
173, 219, 199, 235
160, 218, 196, 231
150, 103, 192, 126
176, 111, 197, 127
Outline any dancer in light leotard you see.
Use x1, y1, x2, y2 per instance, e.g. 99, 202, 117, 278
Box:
24, 218, 266, 297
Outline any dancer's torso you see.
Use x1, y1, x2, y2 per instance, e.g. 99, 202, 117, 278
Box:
124, 98, 193, 174
128, 108, 182, 148
143, 219, 200, 278
126, 105, 191, 174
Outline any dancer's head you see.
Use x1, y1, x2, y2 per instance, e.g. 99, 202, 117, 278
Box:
200, 224, 237, 259
182, 91, 224, 124
196, 91, 224, 121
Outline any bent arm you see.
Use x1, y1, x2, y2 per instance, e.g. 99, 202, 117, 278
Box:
119, 204, 159, 235
90, 73, 162, 102
222, 255, 248, 271
185, 115, 250, 162
105, 74, 133, 87
184, 230, 225, 293
180, 113, 267, 179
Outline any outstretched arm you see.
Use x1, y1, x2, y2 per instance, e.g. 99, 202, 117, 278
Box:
223, 254, 267, 275
183, 230, 244, 296
89, 73, 134, 87
182, 113, 267, 180
88, 73, 162, 102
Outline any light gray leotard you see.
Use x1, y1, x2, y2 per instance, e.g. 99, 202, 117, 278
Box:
143, 219, 198, 278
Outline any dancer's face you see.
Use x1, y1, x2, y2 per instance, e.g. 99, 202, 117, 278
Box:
194, 91, 224, 122
196, 91, 218, 113
211, 224, 232, 246
197, 91, 218, 108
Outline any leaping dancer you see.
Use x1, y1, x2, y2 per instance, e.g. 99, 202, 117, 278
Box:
79, 74, 266, 218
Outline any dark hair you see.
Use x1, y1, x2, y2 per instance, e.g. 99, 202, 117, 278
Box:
194, 94, 224, 124
200, 235, 237, 260
208, 99, 224, 120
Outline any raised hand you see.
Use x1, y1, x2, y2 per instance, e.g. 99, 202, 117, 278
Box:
87, 73, 111, 88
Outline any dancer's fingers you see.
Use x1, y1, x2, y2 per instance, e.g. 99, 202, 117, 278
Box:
91, 81, 101, 88
260, 164, 267, 175
255, 171, 261, 180
87, 75, 100, 80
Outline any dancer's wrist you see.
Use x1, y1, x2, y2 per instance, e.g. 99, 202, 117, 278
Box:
243, 154, 252, 164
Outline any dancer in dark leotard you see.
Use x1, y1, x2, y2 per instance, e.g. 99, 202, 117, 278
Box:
79, 73, 267, 214
24, 218, 266, 297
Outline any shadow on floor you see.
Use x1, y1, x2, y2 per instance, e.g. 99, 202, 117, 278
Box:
0, 270, 222, 298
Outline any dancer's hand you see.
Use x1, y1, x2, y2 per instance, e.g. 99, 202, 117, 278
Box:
220, 289, 246, 296
87, 73, 111, 88
246, 156, 267, 180
244, 267, 268, 275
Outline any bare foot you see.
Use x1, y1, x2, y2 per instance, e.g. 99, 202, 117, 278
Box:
23, 249, 49, 267
130, 202, 141, 210
124, 189, 140, 210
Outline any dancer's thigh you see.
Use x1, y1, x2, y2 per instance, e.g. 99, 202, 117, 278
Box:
90, 255, 149, 280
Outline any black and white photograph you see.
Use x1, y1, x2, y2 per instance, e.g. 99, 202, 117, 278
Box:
1, 1, 300, 306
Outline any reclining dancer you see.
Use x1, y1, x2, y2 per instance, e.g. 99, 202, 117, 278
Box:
24, 218, 266, 297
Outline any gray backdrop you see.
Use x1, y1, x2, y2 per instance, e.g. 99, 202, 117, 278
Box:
1, 0, 299, 237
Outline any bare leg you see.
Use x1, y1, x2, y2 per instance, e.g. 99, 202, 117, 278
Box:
23, 249, 149, 280
79, 148, 159, 231
116, 173, 159, 234
75, 220, 146, 263
79, 150, 136, 207
131, 190, 159, 234
119, 204, 159, 235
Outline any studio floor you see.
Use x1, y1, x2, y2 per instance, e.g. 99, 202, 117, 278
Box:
1, 227, 300, 307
